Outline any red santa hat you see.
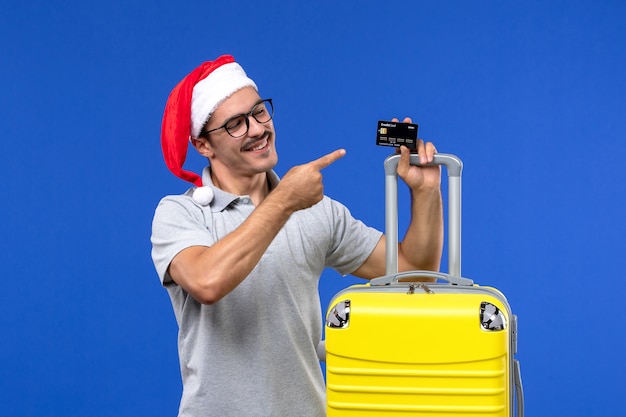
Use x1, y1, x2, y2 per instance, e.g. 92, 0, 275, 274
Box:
160, 54, 258, 187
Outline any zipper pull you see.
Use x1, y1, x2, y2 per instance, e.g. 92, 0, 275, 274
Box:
407, 283, 433, 294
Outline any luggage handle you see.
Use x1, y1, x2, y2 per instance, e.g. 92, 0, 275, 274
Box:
370, 270, 473, 286
514, 359, 524, 417
384, 153, 463, 277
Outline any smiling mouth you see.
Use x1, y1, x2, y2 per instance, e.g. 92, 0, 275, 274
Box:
243, 136, 269, 152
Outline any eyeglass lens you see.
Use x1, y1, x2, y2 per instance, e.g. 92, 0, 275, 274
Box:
225, 100, 274, 138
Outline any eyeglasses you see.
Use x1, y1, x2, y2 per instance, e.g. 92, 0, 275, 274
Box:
202, 99, 274, 139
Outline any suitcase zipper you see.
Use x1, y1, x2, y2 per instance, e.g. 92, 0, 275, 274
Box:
407, 283, 433, 294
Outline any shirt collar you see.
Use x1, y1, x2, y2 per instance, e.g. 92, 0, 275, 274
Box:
200, 166, 280, 212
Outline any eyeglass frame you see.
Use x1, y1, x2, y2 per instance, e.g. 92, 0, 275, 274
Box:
200, 98, 274, 139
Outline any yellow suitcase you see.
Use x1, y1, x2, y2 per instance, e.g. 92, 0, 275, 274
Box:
323, 154, 523, 416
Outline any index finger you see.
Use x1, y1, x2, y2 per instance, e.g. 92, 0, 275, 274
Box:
309, 148, 347, 170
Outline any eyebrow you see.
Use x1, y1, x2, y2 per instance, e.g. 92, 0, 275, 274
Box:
220, 98, 265, 124
201, 98, 265, 136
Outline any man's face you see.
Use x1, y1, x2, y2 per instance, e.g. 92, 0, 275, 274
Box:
199, 87, 277, 178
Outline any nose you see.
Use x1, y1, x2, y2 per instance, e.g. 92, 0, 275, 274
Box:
246, 115, 266, 137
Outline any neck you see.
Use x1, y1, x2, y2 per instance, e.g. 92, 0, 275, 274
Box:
210, 168, 270, 205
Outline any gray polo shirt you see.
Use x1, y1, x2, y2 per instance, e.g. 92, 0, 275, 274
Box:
151, 167, 382, 417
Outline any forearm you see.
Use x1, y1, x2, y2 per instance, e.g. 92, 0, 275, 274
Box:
169, 193, 293, 304
397, 186, 444, 272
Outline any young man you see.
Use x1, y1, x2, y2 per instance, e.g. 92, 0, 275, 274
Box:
151, 54, 443, 416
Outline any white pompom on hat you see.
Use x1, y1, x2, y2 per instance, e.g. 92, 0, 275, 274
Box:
160, 55, 258, 188
191, 186, 215, 206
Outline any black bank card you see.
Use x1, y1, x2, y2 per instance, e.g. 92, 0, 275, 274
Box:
376, 121, 418, 149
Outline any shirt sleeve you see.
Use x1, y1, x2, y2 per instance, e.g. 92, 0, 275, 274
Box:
322, 197, 383, 276
150, 195, 215, 285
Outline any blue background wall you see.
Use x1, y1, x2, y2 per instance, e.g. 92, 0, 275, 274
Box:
1, 1, 624, 415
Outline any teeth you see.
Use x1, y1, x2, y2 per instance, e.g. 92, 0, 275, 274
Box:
248, 138, 268, 151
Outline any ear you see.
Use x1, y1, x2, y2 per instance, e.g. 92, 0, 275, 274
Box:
191, 137, 214, 159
